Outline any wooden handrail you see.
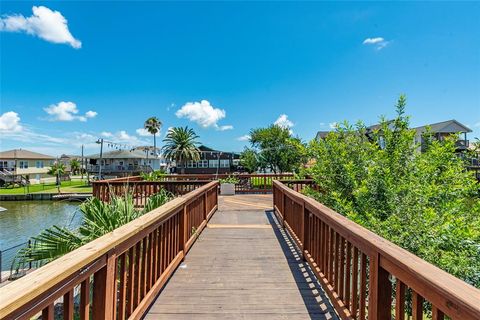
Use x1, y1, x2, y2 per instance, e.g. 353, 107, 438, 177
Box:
0, 181, 219, 319
273, 180, 480, 320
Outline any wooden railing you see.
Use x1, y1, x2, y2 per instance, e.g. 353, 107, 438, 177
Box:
273, 180, 480, 320
0, 181, 219, 320
93, 174, 296, 202
93, 180, 212, 205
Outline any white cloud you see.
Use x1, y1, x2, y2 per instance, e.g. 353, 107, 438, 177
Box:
44, 101, 97, 122
176, 100, 230, 129
101, 131, 113, 138
274, 114, 294, 129
237, 135, 251, 141
474, 121, 480, 128
363, 37, 390, 50
101, 130, 149, 146
85, 111, 97, 118
329, 122, 338, 129
217, 125, 233, 131
0, 111, 23, 133
0, 6, 81, 48
136, 128, 152, 136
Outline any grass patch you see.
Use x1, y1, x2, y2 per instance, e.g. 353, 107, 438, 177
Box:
0, 180, 91, 194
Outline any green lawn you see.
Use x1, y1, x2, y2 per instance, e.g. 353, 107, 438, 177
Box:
0, 180, 92, 194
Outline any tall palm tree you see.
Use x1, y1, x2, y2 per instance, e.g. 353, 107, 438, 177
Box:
162, 127, 201, 174
144, 117, 162, 155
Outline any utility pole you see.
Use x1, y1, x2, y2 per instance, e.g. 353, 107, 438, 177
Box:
96, 139, 104, 180
81, 145, 84, 181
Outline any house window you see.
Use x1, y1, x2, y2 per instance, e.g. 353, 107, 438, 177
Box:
187, 161, 197, 168
36, 161, 44, 168
209, 160, 219, 168
378, 136, 386, 150
19, 161, 29, 169
197, 160, 208, 168
220, 159, 230, 168
0, 161, 7, 169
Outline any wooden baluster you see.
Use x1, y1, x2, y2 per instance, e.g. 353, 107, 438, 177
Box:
92, 252, 116, 320
134, 242, 142, 307
345, 241, 352, 310
63, 289, 74, 320
359, 253, 367, 320
334, 233, 340, 292
118, 253, 127, 320
301, 203, 306, 260
395, 280, 405, 320
431, 306, 444, 320
328, 228, 334, 282
80, 279, 90, 320
42, 304, 54, 320
141, 237, 148, 298
351, 247, 359, 319
368, 254, 392, 320
339, 237, 345, 300
126, 247, 135, 316
148, 232, 154, 290
412, 292, 424, 320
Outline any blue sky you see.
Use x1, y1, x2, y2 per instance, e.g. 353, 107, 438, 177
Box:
1, 1, 479, 156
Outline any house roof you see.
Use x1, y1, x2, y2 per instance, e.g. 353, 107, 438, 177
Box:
315, 131, 331, 140
414, 119, 472, 133
87, 149, 154, 159
0, 149, 55, 160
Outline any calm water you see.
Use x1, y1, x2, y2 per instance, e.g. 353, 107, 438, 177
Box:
0, 201, 83, 270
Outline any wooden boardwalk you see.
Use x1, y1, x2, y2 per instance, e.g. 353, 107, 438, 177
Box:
145, 195, 338, 319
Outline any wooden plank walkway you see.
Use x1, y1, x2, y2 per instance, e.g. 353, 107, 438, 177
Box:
145, 194, 338, 320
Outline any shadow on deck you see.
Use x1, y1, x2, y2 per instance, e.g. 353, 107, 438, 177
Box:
145, 195, 338, 319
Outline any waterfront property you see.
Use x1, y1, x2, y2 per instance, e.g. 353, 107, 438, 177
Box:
316, 119, 472, 153
0, 149, 55, 186
86, 149, 165, 177
174, 145, 241, 174
0, 176, 478, 319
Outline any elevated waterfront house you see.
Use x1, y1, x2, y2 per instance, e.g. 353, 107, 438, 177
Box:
316, 119, 472, 153
173, 145, 241, 174
0, 149, 55, 185
86, 149, 165, 177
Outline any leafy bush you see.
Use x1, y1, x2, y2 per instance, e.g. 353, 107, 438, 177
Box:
219, 176, 240, 184
303, 95, 480, 287
141, 169, 167, 181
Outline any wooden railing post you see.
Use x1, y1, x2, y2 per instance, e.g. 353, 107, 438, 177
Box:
92, 252, 117, 320
368, 254, 392, 320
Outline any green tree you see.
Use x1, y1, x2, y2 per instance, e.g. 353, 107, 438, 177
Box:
303, 94, 480, 287
240, 148, 259, 173
47, 162, 66, 192
162, 127, 201, 174
13, 190, 172, 269
249, 125, 306, 173
144, 117, 162, 155
69, 159, 80, 175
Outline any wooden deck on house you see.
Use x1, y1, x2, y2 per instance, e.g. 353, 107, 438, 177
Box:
145, 194, 338, 319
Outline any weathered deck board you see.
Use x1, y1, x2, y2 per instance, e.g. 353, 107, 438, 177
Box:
145, 195, 338, 320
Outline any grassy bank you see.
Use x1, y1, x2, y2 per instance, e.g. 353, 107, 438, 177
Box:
0, 180, 92, 194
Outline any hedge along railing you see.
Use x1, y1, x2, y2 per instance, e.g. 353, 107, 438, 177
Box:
273, 180, 480, 320
0, 181, 219, 320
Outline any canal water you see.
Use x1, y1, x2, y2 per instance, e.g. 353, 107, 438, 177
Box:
0, 201, 83, 271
